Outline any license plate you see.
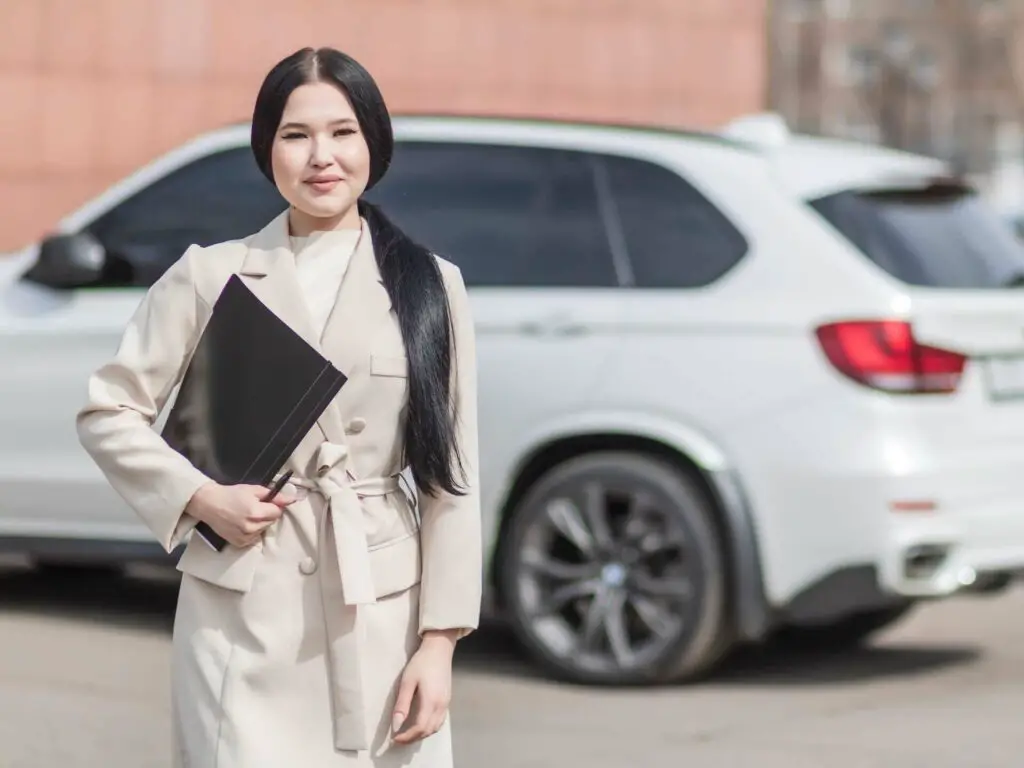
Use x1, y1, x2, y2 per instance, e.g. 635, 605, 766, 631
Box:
985, 356, 1024, 400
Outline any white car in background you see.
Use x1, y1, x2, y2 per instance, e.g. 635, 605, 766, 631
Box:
2, 113, 1023, 685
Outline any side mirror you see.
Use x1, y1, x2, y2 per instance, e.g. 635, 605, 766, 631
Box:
23, 232, 107, 288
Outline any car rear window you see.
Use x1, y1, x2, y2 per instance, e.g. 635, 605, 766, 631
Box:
809, 184, 1024, 289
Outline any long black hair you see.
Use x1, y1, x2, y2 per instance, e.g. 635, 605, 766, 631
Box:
250, 47, 467, 500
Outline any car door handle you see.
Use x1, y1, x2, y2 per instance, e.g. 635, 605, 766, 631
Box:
517, 315, 588, 337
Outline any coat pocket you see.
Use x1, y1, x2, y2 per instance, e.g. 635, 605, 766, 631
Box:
370, 354, 408, 378
368, 532, 421, 599
175, 533, 263, 593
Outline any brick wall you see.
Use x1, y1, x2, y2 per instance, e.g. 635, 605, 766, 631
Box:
0, 0, 767, 251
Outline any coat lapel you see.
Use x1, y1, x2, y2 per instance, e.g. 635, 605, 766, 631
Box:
318, 220, 396, 408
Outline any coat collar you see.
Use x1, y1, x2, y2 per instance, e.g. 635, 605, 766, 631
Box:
236, 207, 399, 448
239, 209, 319, 346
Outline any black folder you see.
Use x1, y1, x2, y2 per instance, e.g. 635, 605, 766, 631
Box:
161, 273, 347, 551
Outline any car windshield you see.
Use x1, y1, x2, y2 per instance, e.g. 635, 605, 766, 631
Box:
809, 183, 1024, 289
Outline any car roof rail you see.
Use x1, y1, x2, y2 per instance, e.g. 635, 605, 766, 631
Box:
719, 112, 792, 150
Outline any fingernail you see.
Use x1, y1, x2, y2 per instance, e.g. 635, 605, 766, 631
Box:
392, 713, 404, 733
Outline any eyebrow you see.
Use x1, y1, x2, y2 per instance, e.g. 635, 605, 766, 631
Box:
278, 118, 358, 131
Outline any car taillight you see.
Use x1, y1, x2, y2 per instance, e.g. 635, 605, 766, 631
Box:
814, 320, 966, 394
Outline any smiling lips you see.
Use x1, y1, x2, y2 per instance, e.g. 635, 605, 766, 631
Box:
305, 175, 342, 193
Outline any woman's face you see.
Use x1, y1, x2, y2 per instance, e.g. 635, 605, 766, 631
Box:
270, 81, 371, 234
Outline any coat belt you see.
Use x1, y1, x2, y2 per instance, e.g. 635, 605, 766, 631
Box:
286, 441, 405, 752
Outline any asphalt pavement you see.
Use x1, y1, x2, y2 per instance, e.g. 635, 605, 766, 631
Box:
0, 562, 1020, 767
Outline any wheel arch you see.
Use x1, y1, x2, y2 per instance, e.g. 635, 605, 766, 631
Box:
488, 412, 773, 642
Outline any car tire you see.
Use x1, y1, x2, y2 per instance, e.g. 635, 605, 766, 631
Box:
498, 451, 733, 685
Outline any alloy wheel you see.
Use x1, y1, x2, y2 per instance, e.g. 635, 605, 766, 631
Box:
506, 457, 714, 681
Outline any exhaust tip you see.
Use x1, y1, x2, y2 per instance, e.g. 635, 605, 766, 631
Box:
902, 544, 949, 580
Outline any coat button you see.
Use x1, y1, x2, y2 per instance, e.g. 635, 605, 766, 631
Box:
346, 417, 367, 434
299, 557, 317, 575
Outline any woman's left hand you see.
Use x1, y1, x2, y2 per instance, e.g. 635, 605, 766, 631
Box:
391, 629, 459, 744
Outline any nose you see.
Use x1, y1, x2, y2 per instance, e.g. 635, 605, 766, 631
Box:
310, 137, 332, 167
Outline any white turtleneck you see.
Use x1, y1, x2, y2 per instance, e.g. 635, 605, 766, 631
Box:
288, 221, 363, 337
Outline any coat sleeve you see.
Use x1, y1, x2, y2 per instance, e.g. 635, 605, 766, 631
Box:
75, 245, 213, 552
417, 263, 483, 639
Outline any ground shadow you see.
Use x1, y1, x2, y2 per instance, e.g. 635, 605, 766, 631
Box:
709, 635, 980, 686
0, 562, 179, 634
452, 621, 546, 678
454, 619, 981, 688
0, 564, 541, 677
0, 564, 982, 688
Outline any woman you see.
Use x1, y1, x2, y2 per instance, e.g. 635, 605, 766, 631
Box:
75, 47, 481, 767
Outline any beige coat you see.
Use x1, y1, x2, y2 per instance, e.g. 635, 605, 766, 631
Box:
75, 210, 482, 767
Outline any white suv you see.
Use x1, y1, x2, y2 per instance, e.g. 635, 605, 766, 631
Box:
3, 114, 1024, 685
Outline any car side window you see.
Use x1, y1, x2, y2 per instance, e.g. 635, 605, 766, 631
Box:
86, 148, 288, 287
364, 142, 618, 287
598, 153, 748, 288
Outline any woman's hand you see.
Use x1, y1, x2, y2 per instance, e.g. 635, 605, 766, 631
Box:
185, 481, 296, 548
391, 630, 460, 744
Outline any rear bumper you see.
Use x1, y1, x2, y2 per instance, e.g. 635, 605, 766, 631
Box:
723, 362, 1024, 620
879, 487, 1024, 598
737, 429, 1024, 615
772, 477, 1024, 626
